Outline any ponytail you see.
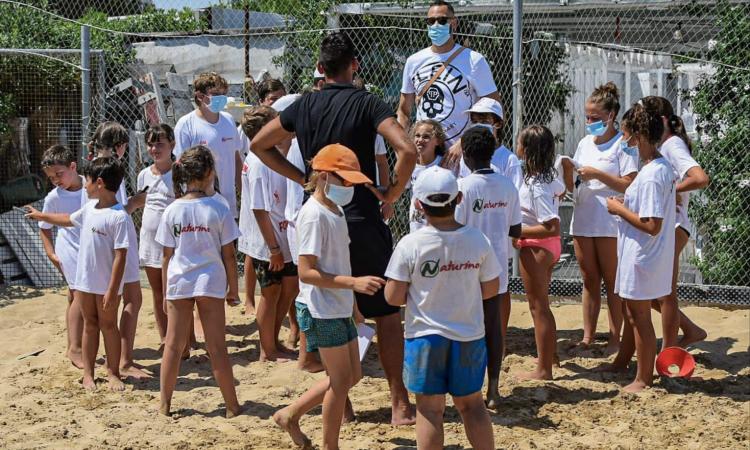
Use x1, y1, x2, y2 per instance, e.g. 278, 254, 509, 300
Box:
172, 158, 186, 198
641, 96, 692, 153
668, 114, 693, 154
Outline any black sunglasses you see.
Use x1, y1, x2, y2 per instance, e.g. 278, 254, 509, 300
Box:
426, 16, 452, 26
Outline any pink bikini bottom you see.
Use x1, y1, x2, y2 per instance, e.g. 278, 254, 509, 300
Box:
517, 236, 561, 262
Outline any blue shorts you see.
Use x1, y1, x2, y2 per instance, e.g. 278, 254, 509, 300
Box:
403, 334, 487, 397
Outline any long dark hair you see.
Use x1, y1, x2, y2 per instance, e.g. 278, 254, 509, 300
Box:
88, 121, 128, 160
641, 96, 692, 153
519, 125, 557, 184
621, 103, 664, 147
172, 145, 215, 198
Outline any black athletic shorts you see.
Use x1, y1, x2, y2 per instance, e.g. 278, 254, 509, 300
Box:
347, 219, 400, 318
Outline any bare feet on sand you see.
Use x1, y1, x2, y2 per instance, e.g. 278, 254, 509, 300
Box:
159, 402, 171, 416
622, 380, 649, 393
604, 341, 620, 356
108, 374, 126, 392
515, 369, 553, 381
391, 401, 416, 426
68, 351, 84, 369
120, 364, 152, 380
679, 327, 707, 349
485, 391, 502, 410
297, 359, 324, 373
260, 351, 296, 363
273, 408, 312, 449
226, 405, 243, 419
82, 376, 97, 391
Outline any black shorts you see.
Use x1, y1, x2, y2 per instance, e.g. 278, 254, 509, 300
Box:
347, 219, 400, 319
252, 259, 298, 288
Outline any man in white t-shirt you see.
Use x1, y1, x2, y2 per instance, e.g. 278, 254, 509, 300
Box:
173, 72, 242, 218
397, 0, 500, 152
385, 165, 500, 450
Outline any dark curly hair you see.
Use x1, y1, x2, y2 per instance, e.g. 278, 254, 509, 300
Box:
461, 126, 496, 167
621, 103, 664, 146
172, 145, 215, 198
519, 125, 557, 184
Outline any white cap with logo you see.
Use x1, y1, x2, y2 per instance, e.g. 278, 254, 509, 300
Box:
271, 93, 301, 112
414, 166, 459, 207
465, 97, 504, 120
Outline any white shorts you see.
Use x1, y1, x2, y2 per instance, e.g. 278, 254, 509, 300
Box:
139, 226, 163, 269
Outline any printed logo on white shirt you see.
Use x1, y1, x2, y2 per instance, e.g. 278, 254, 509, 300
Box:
413, 62, 471, 122
472, 198, 508, 213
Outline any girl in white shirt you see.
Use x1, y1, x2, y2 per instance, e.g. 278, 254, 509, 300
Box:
642, 96, 709, 349
515, 125, 569, 381
565, 83, 638, 355
408, 120, 446, 231
89, 121, 149, 379
156, 145, 242, 417
605, 104, 676, 393
134, 124, 176, 347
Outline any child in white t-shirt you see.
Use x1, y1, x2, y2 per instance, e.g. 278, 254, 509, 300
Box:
605, 104, 676, 393
88, 121, 149, 379
239, 105, 297, 362
515, 125, 571, 381
273, 144, 384, 450
385, 165, 500, 450
156, 145, 242, 417
454, 126, 522, 408
28, 157, 133, 392
408, 120, 446, 232
133, 124, 176, 347
37, 145, 87, 369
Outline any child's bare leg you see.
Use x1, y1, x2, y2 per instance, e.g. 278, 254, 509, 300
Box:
518, 247, 556, 380
575, 236, 602, 348
95, 294, 125, 391
453, 392, 495, 450
120, 281, 149, 378
160, 299, 194, 415
193, 308, 204, 341
316, 339, 360, 449
594, 302, 633, 373
66, 289, 84, 369
298, 331, 325, 373
415, 394, 446, 450
257, 283, 290, 361
622, 300, 656, 392
283, 276, 300, 349
500, 291, 511, 359
196, 297, 242, 417
145, 267, 168, 345
482, 294, 502, 408
243, 255, 257, 315
276, 276, 298, 352
595, 237, 623, 354
78, 291, 100, 390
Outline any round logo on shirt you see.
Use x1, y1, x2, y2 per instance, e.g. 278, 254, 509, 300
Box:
172, 223, 182, 237
414, 61, 470, 126
420, 259, 441, 278
472, 198, 484, 213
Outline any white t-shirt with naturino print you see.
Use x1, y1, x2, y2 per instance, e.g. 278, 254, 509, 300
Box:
156, 196, 241, 300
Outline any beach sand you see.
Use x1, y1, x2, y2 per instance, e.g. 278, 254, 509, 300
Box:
0, 286, 747, 449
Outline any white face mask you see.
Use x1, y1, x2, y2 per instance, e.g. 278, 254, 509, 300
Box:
325, 177, 354, 206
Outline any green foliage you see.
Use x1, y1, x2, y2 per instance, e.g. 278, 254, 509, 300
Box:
688, 1, 750, 286
0, 94, 16, 136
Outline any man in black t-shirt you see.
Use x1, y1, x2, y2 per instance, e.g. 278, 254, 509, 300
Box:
250, 32, 417, 425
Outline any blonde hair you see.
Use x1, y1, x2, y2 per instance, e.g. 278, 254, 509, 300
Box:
410, 119, 447, 156
193, 72, 229, 106
241, 105, 278, 140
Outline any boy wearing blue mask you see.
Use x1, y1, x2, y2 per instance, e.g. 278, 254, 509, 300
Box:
173, 72, 242, 219
398, 0, 501, 155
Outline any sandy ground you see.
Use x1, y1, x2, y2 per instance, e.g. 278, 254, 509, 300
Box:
0, 285, 748, 450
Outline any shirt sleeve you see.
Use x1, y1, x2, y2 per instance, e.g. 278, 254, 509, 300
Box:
472, 54, 498, 97
510, 187, 522, 227
384, 241, 412, 282
508, 160, 524, 190
400, 57, 416, 95
117, 182, 128, 207
479, 237, 502, 282
248, 167, 271, 212
69, 206, 84, 228
279, 97, 301, 132
374, 135, 387, 156
454, 182, 468, 225
369, 95, 397, 131
39, 193, 55, 230
112, 214, 131, 250
532, 183, 560, 224
220, 207, 242, 245
668, 141, 700, 179
638, 180, 666, 220
296, 217, 324, 258
155, 210, 175, 248
172, 117, 192, 160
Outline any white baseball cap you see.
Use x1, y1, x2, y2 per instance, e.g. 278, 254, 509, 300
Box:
271, 93, 301, 112
313, 66, 325, 79
414, 166, 459, 207
465, 97, 504, 120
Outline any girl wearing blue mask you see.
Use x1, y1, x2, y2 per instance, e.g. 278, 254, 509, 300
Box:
564, 82, 639, 356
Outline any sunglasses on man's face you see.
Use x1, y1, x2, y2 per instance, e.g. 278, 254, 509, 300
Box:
426, 16, 452, 26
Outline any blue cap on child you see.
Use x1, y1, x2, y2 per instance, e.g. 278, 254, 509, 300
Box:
414, 166, 459, 207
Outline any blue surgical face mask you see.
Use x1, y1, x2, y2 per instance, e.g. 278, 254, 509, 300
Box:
428, 23, 451, 46
620, 140, 638, 155
586, 120, 607, 136
207, 94, 228, 113
325, 178, 354, 206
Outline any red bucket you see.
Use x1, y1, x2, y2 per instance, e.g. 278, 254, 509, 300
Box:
655, 347, 696, 378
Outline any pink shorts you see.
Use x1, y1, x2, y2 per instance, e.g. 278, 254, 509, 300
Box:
517, 236, 561, 262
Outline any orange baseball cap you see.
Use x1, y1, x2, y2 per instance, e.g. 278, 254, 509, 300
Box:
312, 144, 373, 185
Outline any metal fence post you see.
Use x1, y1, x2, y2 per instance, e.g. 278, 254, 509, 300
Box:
512, 0, 523, 278
81, 24, 91, 163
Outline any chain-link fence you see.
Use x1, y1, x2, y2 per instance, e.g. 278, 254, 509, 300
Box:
1, 0, 748, 306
